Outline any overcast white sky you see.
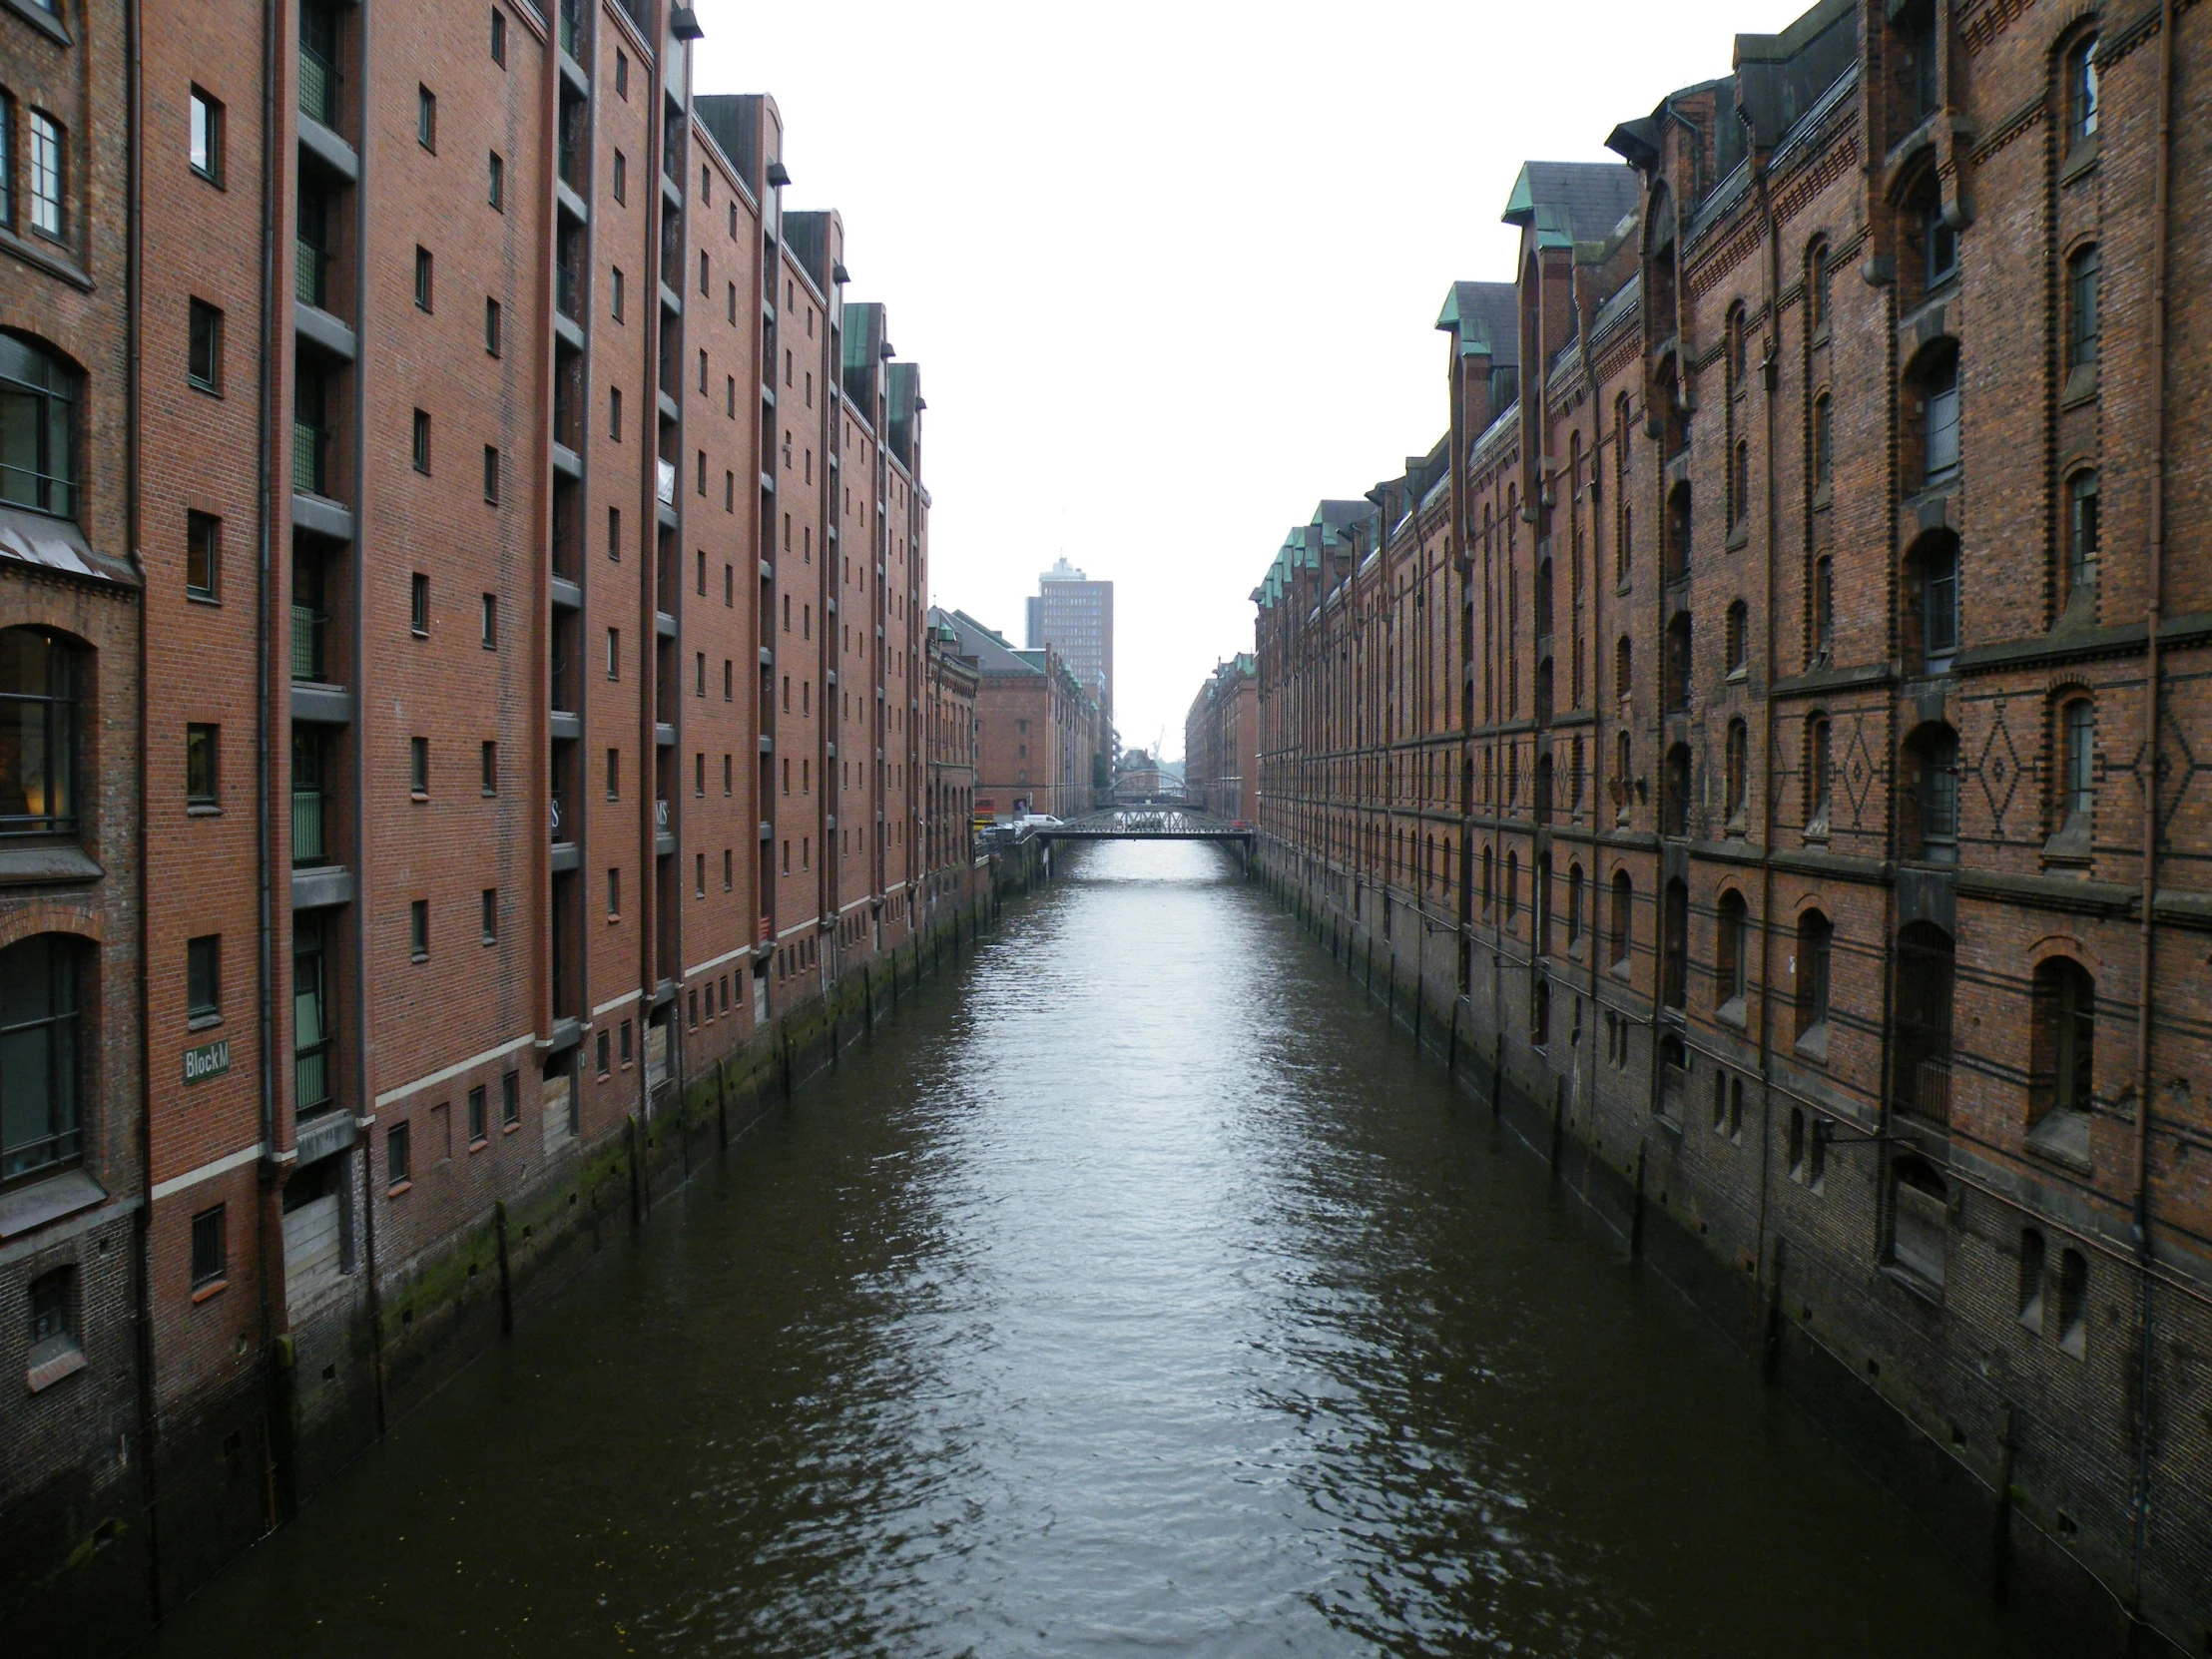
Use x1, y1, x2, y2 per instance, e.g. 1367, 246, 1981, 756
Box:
695, 0, 1813, 761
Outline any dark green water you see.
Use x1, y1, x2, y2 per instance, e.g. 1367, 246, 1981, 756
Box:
142, 840, 2054, 1657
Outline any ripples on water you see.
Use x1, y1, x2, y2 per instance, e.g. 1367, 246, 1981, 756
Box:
145, 841, 2055, 1658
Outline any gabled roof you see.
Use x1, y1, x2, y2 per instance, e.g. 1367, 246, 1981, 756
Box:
1500, 161, 1642, 252
1435, 280, 1520, 365
935, 608, 1038, 676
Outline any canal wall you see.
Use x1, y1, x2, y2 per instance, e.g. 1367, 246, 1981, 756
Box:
1254, 837, 2190, 1659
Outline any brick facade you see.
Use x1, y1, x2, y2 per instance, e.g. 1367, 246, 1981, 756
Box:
1248, 0, 2212, 1646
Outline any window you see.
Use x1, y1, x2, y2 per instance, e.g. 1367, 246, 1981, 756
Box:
413, 246, 434, 310
410, 571, 429, 633
605, 627, 619, 680
725, 848, 734, 889
490, 6, 506, 65
1806, 715, 1831, 829
1923, 200, 1956, 290
1795, 909, 1832, 1039
480, 886, 497, 943
480, 593, 498, 648
613, 150, 626, 204
468, 1083, 487, 1145
488, 151, 504, 211
482, 444, 500, 504
596, 1030, 611, 1077
606, 866, 620, 917
28, 112, 62, 240
1731, 439, 1750, 526
1814, 556, 1834, 658
28, 1265, 72, 1364
1661, 877, 1688, 1008
191, 1204, 227, 1287
186, 723, 220, 805
607, 505, 620, 560
2065, 471, 2099, 608
2059, 697, 2095, 830
1724, 601, 1746, 675
411, 408, 431, 472
1724, 720, 1748, 825
609, 385, 621, 440
2066, 245, 2099, 372
187, 511, 220, 599
611, 267, 624, 319
416, 86, 437, 151
0, 934, 82, 1181
409, 736, 428, 796
185, 299, 226, 392
605, 747, 619, 799
2029, 955, 2096, 1142
1922, 350, 1959, 481
387, 1121, 411, 1189
1895, 921, 1955, 1122
0, 632, 79, 838
480, 739, 497, 794
615, 51, 628, 99
1918, 534, 1958, 671
1812, 392, 1833, 489
1912, 725, 1958, 856
190, 88, 225, 184
0, 334, 79, 519
2067, 34, 2099, 146
501, 1069, 519, 1127
1808, 240, 1831, 335
187, 935, 221, 1021
409, 898, 429, 958
2056, 1249, 2088, 1357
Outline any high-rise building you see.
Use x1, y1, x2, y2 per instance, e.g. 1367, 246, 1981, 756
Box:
1023, 556, 1112, 719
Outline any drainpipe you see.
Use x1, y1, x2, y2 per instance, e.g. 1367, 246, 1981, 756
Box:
125, 0, 164, 1617
2128, 0, 2177, 1616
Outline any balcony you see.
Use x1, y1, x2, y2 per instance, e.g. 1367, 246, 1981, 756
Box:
290, 602, 326, 682
291, 786, 330, 866
298, 46, 338, 128
293, 420, 328, 497
296, 238, 328, 308
295, 1041, 334, 1117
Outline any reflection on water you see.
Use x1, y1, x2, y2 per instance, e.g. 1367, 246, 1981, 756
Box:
146, 841, 2056, 1657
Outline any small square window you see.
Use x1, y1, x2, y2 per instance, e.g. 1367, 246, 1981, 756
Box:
500, 1068, 519, 1127
485, 295, 503, 356
186, 723, 220, 805
482, 443, 500, 504
190, 88, 225, 184
411, 408, 432, 473
410, 571, 430, 633
480, 886, 497, 943
190, 1205, 227, 1288
409, 898, 430, 959
186, 511, 220, 600
387, 1120, 412, 1188
187, 934, 222, 1021
487, 151, 504, 211
417, 86, 437, 151
480, 739, 497, 794
414, 246, 433, 311
468, 1083, 487, 1144
410, 736, 429, 795
188, 298, 224, 392
490, 8, 507, 67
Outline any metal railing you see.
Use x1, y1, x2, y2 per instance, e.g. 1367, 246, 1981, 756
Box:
291, 786, 328, 865
292, 420, 326, 495
296, 238, 328, 308
298, 46, 338, 127
290, 603, 325, 681
295, 1041, 334, 1115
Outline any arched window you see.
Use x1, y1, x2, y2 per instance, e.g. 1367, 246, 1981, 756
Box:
1895, 921, 1954, 1125
1724, 601, 1747, 675
1661, 877, 1689, 1009
1612, 730, 1632, 822
1664, 613, 1691, 712
0, 933, 86, 1182
1716, 888, 1748, 1009
1906, 530, 1959, 673
1662, 742, 1691, 838
1805, 714, 1832, 830
1808, 238, 1832, 335
2064, 469, 2100, 610
0, 332, 81, 519
1795, 908, 1832, 1039
1609, 869, 1633, 971
2066, 244, 2100, 373
1724, 719, 1749, 828
2067, 33, 2100, 146
1891, 1156, 1948, 1287
2056, 696, 2095, 836
1917, 344, 1961, 485
1727, 302, 1748, 390
1812, 392, 1834, 490
0, 628, 79, 837
2028, 955, 2095, 1142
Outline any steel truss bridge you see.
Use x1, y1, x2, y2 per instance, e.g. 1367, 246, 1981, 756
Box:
1036, 810, 1256, 847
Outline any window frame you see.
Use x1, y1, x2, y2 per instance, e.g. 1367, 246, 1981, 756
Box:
0, 933, 83, 1186
0, 330, 81, 519
189, 87, 225, 185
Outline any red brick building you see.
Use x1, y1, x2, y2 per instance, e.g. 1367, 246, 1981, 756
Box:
922, 610, 980, 918
1184, 654, 1258, 824
1252, 0, 2212, 1644
2, 0, 952, 1635
938, 606, 1104, 822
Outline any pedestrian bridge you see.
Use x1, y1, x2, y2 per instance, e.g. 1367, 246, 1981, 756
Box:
1036, 810, 1256, 845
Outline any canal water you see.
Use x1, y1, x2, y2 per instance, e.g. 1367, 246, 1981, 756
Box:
144, 841, 2056, 1658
